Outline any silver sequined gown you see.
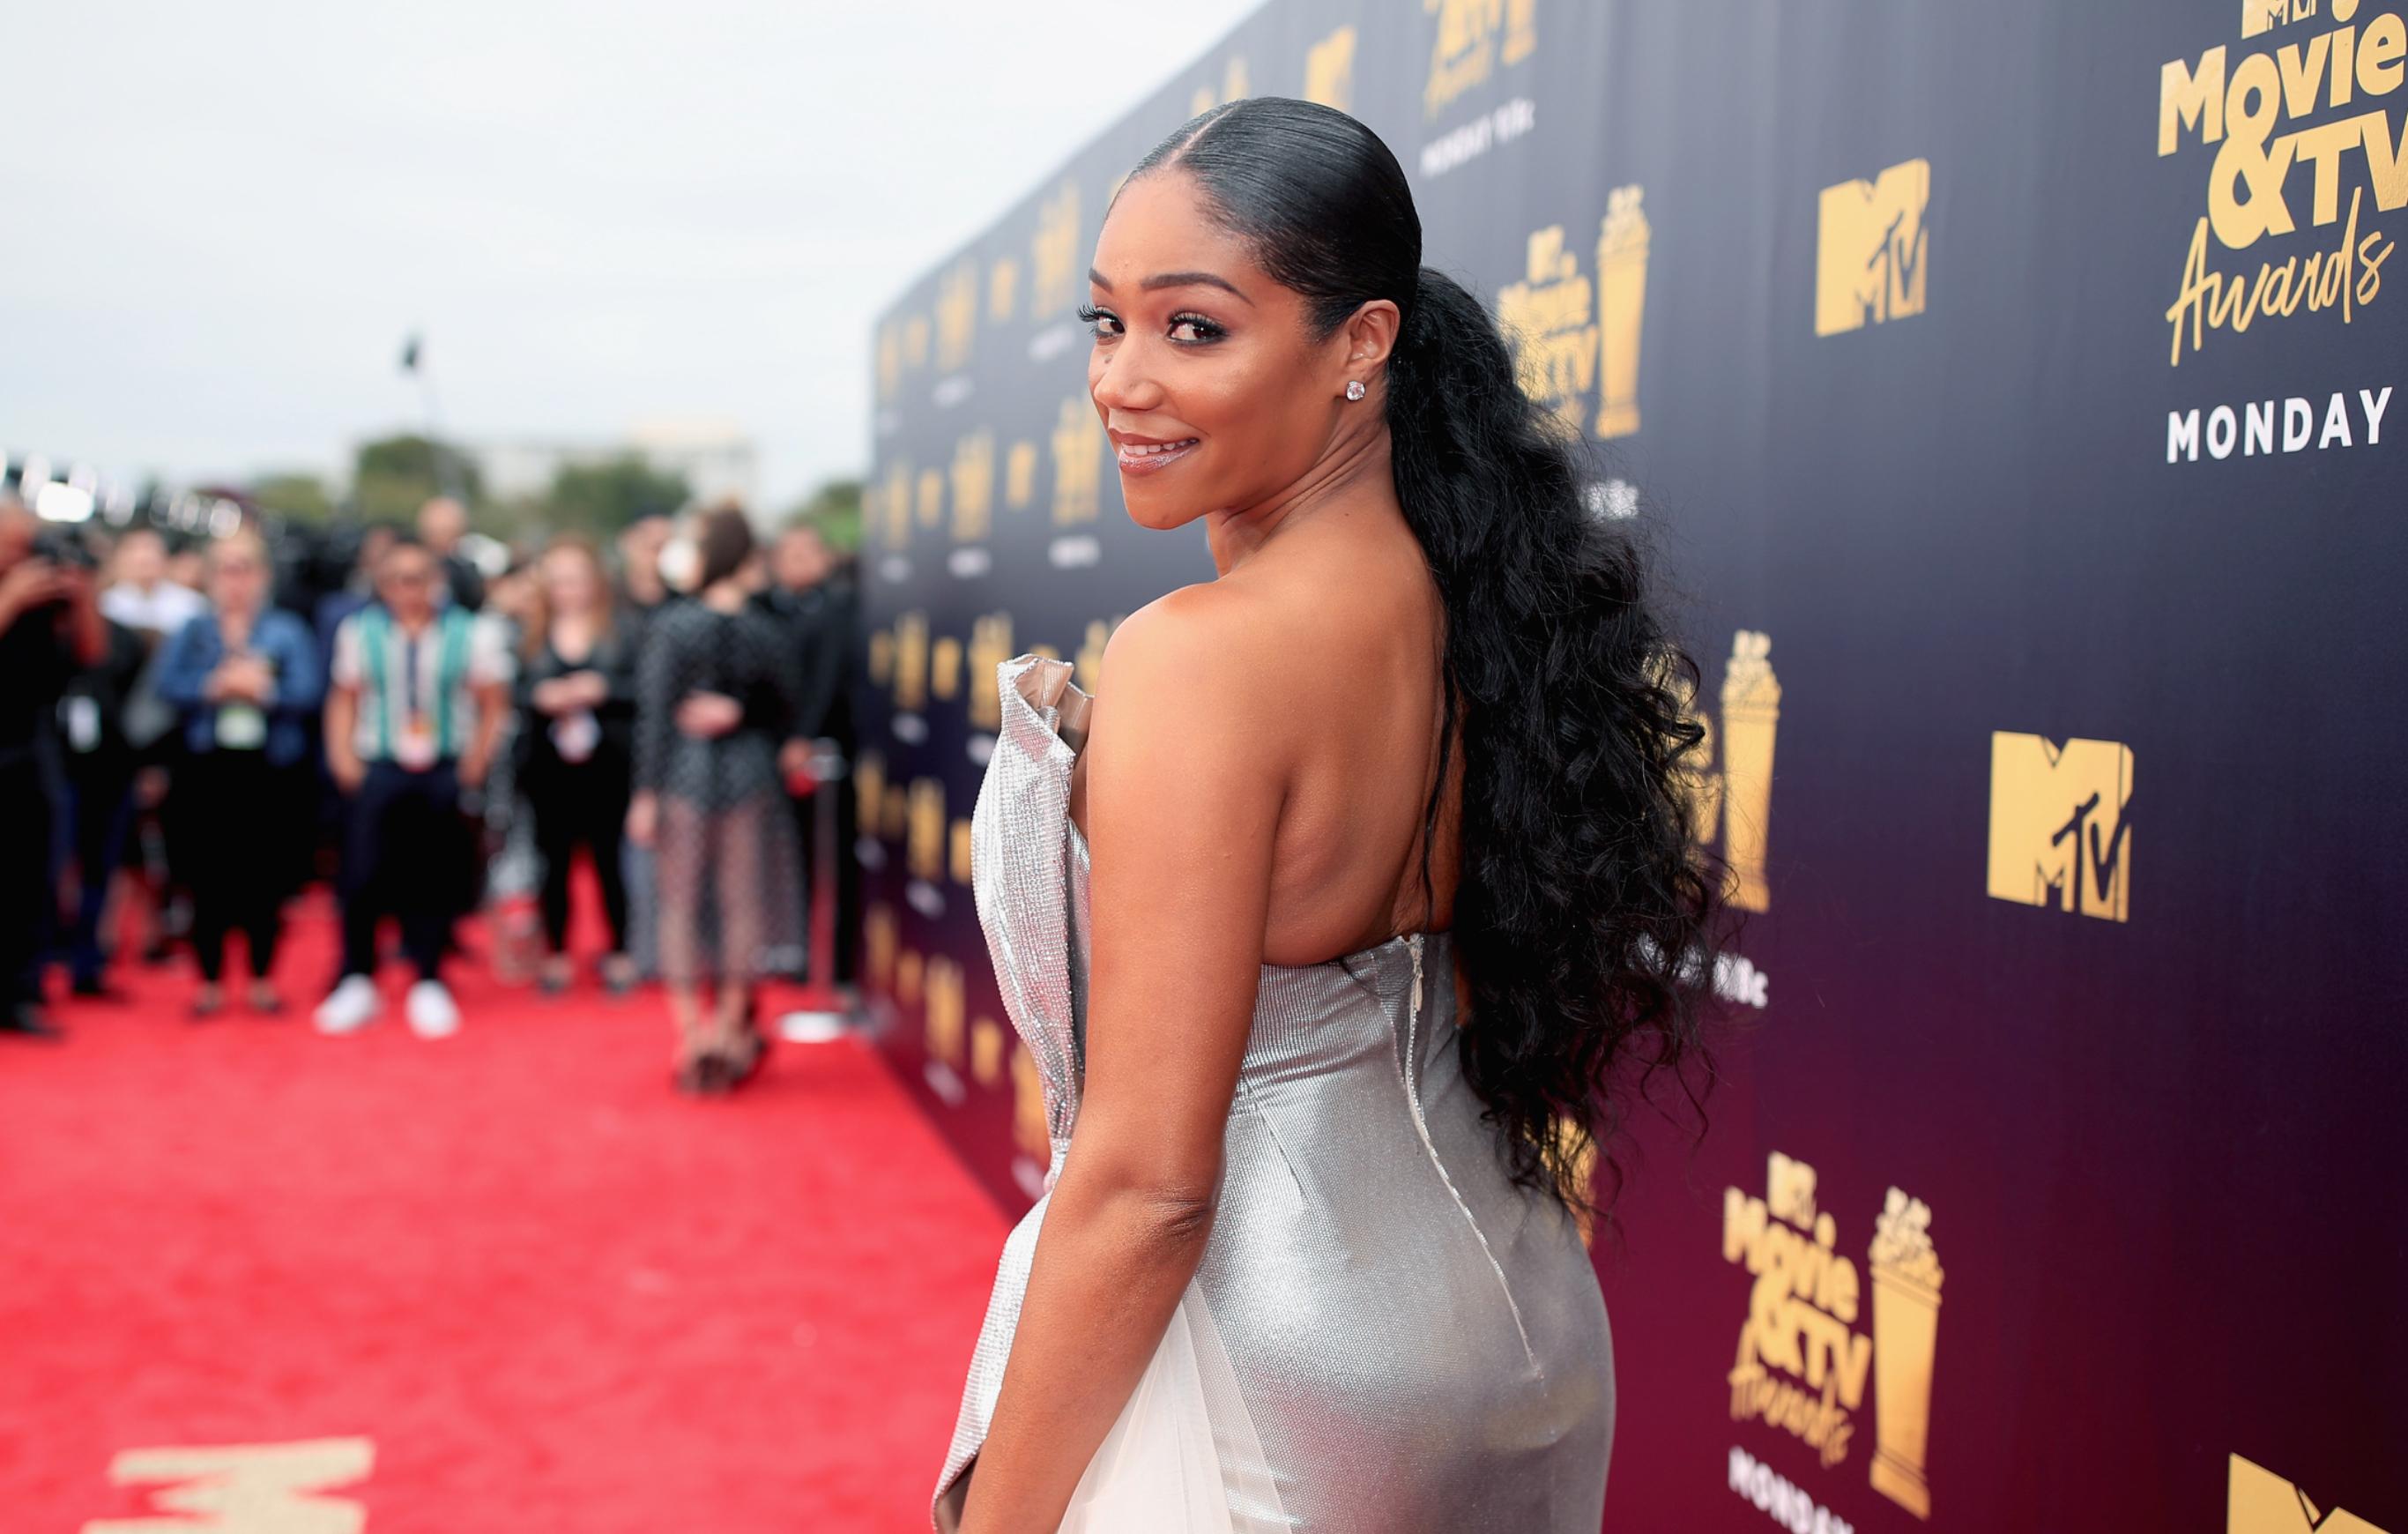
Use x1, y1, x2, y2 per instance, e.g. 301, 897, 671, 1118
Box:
933, 653, 1614, 1533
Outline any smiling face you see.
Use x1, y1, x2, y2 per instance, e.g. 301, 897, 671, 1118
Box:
1084, 168, 1369, 532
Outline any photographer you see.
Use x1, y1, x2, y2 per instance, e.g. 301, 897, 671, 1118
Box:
0, 501, 107, 1038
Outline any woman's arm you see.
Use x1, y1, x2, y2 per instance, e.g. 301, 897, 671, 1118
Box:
510, 644, 546, 718
151, 617, 212, 710
957, 590, 1287, 1533
269, 614, 325, 714
596, 635, 639, 719
630, 612, 677, 794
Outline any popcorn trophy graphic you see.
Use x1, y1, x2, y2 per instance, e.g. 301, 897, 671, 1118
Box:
1868, 1187, 1943, 1519
1718, 631, 1779, 913
1594, 185, 1649, 440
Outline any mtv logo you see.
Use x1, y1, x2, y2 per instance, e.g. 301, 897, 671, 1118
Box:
1987, 733, 2133, 922
2228, 1453, 2390, 1533
1766, 1150, 1817, 1228
2241, 0, 2303, 41
1304, 25, 1357, 109
1816, 158, 1930, 337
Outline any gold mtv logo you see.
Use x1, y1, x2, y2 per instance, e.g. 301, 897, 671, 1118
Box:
934, 257, 977, 372
2229, 1454, 2391, 1533
1816, 158, 1929, 336
1986, 733, 2133, 921
2241, 0, 2310, 40
1424, 0, 1537, 116
1030, 182, 1081, 320
1190, 55, 1251, 117
1304, 26, 1357, 110
1052, 396, 1103, 525
951, 430, 995, 543
875, 322, 901, 404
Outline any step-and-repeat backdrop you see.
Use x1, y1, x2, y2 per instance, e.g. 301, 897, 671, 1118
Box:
856, 2, 2404, 1527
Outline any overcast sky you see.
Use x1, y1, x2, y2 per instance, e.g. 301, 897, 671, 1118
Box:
3, 0, 1261, 510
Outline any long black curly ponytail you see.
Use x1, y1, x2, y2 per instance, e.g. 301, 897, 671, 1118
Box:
1127, 98, 1728, 1216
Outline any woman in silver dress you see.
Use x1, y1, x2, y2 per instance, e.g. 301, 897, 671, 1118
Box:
938, 98, 1727, 1532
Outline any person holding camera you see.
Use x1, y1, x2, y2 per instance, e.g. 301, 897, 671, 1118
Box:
0, 501, 106, 1038
317, 535, 510, 1039
54, 610, 149, 1000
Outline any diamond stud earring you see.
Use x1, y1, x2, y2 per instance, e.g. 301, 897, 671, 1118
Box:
1344, 379, 1365, 401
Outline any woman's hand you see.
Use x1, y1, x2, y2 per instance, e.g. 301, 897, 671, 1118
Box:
207, 655, 273, 704
626, 790, 659, 848
674, 691, 742, 739
535, 673, 608, 716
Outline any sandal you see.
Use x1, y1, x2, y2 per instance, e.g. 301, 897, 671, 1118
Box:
723, 988, 768, 1086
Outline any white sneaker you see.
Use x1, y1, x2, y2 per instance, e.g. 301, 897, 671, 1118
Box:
314, 975, 383, 1035
406, 980, 461, 1039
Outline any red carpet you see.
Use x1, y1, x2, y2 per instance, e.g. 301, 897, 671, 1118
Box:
0, 889, 1005, 1532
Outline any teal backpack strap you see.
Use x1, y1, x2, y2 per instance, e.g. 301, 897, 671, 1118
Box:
360, 606, 392, 760
436, 609, 471, 757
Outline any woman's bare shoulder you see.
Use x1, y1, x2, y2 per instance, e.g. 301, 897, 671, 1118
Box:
1091, 580, 1299, 764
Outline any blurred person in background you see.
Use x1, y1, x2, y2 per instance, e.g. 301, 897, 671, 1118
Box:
100, 526, 205, 640
163, 538, 208, 598
515, 537, 637, 995
473, 551, 538, 897
155, 531, 324, 1017
104, 524, 209, 965
53, 606, 150, 1000
613, 509, 677, 981
416, 495, 485, 613
614, 512, 673, 640
0, 499, 107, 1038
628, 504, 804, 1092
308, 523, 403, 882
317, 536, 511, 1039
315, 523, 401, 662
806, 534, 863, 988
762, 522, 859, 987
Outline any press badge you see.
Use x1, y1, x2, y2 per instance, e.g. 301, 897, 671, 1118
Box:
395, 714, 439, 770
551, 710, 600, 764
62, 696, 101, 754
216, 704, 267, 751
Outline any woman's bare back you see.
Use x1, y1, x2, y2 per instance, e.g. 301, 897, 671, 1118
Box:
1070, 503, 1461, 968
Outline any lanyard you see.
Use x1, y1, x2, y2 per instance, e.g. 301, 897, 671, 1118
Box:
404, 631, 425, 727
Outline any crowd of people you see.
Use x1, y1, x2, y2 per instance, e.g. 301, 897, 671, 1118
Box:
0, 490, 862, 1096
